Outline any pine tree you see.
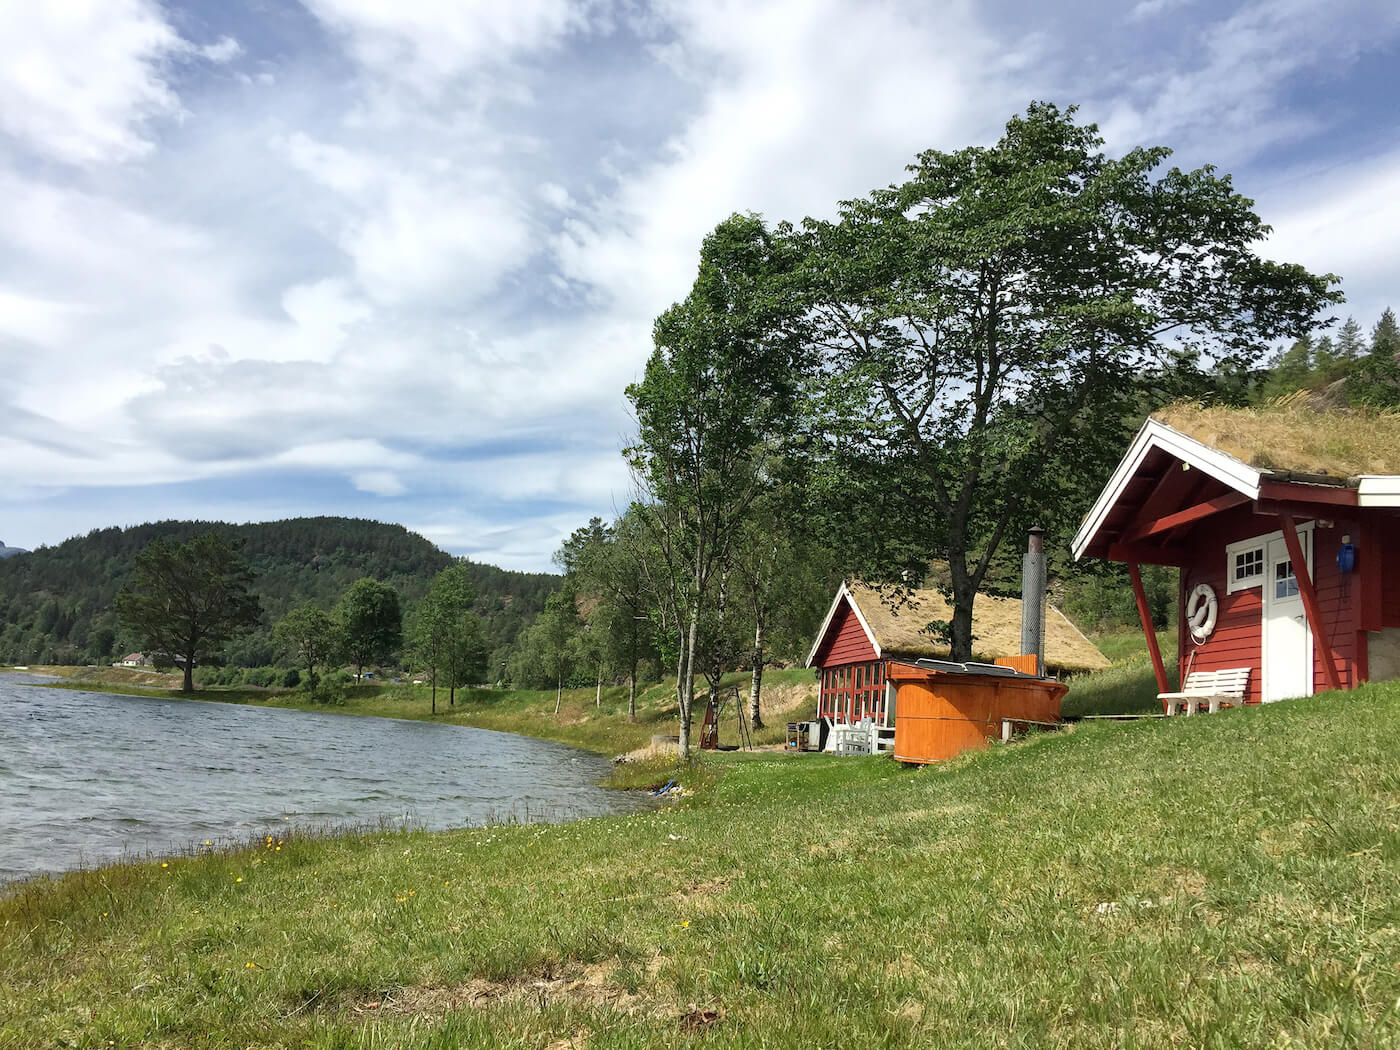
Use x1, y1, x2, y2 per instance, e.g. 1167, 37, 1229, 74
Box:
1336, 316, 1365, 360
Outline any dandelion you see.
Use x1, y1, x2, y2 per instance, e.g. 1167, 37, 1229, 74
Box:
204, 840, 212, 846
275, 847, 281, 852
161, 862, 169, 869
245, 961, 256, 969
680, 920, 690, 928
235, 877, 243, 883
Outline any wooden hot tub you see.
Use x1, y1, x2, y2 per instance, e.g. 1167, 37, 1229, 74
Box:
887, 660, 1068, 764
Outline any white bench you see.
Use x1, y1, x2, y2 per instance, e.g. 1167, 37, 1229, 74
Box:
1159, 667, 1251, 716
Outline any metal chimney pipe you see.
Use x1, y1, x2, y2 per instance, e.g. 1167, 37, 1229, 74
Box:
1021, 526, 1047, 676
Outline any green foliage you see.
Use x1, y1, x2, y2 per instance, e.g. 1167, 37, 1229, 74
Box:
335, 577, 403, 679
788, 102, 1341, 661
0, 517, 557, 668
272, 602, 340, 692
114, 533, 261, 693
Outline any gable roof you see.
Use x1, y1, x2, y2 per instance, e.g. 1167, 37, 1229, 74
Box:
807, 581, 1109, 674
1073, 401, 1400, 561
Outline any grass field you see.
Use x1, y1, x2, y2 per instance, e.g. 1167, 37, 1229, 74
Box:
4, 666, 1398, 1047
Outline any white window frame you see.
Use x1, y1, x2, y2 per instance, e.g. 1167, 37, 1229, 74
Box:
1225, 537, 1266, 594
1225, 522, 1314, 595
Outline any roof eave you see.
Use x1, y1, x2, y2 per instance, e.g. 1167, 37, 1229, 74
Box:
1072, 418, 1265, 561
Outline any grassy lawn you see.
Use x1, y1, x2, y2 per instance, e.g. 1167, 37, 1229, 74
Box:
4, 675, 1398, 1047
1062, 629, 1179, 719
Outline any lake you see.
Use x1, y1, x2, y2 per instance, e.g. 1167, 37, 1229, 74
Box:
0, 673, 647, 885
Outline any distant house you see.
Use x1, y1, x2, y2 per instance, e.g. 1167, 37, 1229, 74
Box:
119, 653, 149, 668
1073, 403, 1400, 705
806, 581, 1109, 727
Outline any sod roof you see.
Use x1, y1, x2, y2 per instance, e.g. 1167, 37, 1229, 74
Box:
846, 582, 1110, 674
1153, 396, 1400, 481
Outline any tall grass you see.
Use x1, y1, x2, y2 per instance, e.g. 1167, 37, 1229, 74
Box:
4, 678, 1398, 1047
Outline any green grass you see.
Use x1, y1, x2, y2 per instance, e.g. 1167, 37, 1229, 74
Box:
5, 677, 1399, 1047
1063, 629, 1179, 718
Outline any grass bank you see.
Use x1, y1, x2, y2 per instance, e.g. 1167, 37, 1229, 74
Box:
4, 678, 1398, 1047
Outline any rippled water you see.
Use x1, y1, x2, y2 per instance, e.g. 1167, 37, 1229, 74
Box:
0, 673, 645, 884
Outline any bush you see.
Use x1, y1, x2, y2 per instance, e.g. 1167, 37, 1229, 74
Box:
282, 668, 301, 688
243, 666, 277, 688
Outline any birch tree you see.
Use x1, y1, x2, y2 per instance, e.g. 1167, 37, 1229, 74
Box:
626, 214, 803, 758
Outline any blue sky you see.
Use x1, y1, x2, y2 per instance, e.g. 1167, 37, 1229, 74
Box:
2, 0, 1398, 570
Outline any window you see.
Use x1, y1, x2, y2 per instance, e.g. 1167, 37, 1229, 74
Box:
819, 660, 886, 724
1274, 559, 1298, 599
1225, 538, 1265, 594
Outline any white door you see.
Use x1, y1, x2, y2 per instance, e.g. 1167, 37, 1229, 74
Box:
1262, 532, 1312, 702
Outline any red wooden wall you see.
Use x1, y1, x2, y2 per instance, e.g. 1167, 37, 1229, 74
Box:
813, 600, 878, 667
1175, 506, 1376, 701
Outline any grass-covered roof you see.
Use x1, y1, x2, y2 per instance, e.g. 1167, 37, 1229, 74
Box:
847, 582, 1109, 674
1153, 395, 1400, 481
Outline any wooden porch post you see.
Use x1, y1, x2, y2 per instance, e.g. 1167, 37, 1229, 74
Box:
1128, 561, 1169, 698
1278, 513, 1342, 692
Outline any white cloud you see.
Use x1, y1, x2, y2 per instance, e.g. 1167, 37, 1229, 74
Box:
300, 0, 592, 86
0, 0, 186, 165
198, 36, 244, 64
553, 0, 1010, 320
1096, 0, 1400, 160
1259, 149, 1400, 327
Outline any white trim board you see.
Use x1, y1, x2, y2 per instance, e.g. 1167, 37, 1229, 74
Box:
1357, 476, 1400, 507
1073, 418, 1266, 561
804, 582, 882, 668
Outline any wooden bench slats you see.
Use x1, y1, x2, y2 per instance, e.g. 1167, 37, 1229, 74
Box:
1160, 667, 1250, 716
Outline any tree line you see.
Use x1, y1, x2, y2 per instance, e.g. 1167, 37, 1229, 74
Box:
114, 531, 491, 704
0, 517, 553, 670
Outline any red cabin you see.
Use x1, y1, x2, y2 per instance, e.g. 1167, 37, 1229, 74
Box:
1073, 407, 1400, 704
806, 581, 1109, 728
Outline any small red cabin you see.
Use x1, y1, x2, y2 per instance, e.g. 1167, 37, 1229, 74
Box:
806, 581, 1109, 729
1073, 407, 1400, 704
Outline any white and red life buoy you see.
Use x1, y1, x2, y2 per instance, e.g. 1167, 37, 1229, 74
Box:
1187, 583, 1218, 643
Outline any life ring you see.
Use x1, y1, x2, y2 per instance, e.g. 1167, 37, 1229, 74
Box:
1187, 583, 1218, 643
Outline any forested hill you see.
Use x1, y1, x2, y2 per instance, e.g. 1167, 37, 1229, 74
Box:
0, 517, 558, 667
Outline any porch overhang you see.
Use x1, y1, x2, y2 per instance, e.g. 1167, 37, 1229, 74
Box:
1073, 418, 1364, 565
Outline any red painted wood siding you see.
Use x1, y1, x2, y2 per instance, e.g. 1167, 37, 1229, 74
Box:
1382, 523, 1400, 628
1176, 506, 1371, 700
814, 600, 877, 667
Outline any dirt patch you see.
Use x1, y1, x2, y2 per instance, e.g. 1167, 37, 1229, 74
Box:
1152, 865, 1208, 899
343, 962, 657, 1020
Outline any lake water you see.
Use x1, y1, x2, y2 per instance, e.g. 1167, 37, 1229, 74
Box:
0, 673, 646, 885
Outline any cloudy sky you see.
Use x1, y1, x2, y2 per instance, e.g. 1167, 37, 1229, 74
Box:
2, 0, 1398, 570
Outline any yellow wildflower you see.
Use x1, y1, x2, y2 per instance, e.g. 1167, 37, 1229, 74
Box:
235, 877, 243, 883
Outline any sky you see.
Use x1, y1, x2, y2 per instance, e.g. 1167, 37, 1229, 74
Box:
2, 0, 1399, 571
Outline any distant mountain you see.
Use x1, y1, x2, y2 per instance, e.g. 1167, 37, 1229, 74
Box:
0, 517, 558, 667
0, 541, 25, 560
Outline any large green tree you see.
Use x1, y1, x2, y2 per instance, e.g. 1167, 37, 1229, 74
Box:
335, 577, 402, 681
626, 213, 804, 757
787, 102, 1341, 660
114, 533, 262, 693
273, 602, 340, 694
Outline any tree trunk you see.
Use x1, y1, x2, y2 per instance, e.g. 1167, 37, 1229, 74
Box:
181, 658, 194, 694
555, 675, 563, 716
431, 668, 436, 715
627, 669, 636, 723
596, 666, 602, 708
947, 555, 977, 663
676, 610, 698, 760
749, 617, 765, 730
